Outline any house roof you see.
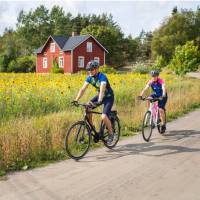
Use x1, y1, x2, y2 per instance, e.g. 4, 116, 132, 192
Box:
35, 34, 108, 54
62, 35, 90, 51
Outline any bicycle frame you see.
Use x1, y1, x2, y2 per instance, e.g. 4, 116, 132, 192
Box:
148, 101, 160, 126
83, 109, 104, 138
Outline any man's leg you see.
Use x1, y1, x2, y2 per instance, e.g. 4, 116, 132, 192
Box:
87, 95, 99, 126
101, 114, 113, 134
102, 97, 114, 144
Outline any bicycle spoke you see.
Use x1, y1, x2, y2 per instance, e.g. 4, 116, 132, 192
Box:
65, 121, 91, 160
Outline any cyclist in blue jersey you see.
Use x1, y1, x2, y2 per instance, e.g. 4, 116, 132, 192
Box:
73, 60, 115, 144
139, 70, 168, 133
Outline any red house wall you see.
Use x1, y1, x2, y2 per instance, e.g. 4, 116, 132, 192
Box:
63, 51, 72, 73
72, 37, 105, 73
36, 38, 72, 73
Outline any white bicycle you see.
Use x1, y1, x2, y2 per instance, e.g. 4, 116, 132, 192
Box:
139, 97, 166, 142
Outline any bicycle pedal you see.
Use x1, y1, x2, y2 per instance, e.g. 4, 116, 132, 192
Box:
151, 124, 155, 129
93, 134, 100, 143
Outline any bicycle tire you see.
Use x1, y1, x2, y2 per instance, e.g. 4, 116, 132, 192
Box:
142, 111, 153, 142
102, 117, 120, 149
64, 121, 91, 160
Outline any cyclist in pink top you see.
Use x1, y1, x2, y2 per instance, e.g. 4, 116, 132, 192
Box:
139, 70, 168, 133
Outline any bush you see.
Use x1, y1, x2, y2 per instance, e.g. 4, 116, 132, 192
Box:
132, 64, 151, 74
169, 41, 199, 75
7, 56, 36, 73
0, 55, 9, 72
153, 55, 167, 70
50, 67, 64, 73
99, 65, 117, 74
50, 58, 64, 74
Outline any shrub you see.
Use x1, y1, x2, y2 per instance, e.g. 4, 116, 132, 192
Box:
50, 58, 64, 74
99, 65, 117, 74
153, 55, 167, 70
169, 41, 199, 75
132, 64, 151, 74
7, 56, 36, 72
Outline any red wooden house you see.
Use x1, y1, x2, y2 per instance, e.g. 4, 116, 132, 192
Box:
35, 34, 108, 73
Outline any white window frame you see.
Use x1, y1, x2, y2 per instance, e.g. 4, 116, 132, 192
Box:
50, 42, 55, 53
43, 57, 47, 68
86, 42, 92, 52
94, 57, 100, 64
59, 57, 64, 68
78, 56, 85, 68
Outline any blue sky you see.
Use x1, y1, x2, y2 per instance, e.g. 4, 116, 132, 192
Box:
0, 1, 200, 37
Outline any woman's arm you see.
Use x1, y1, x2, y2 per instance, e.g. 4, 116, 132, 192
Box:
162, 83, 166, 97
140, 83, 150, 96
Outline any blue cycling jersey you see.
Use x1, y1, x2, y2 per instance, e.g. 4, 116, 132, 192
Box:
85, 72, 114, 98
148, 78, 166, 97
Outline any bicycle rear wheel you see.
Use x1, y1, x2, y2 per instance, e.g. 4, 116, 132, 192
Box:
64, 121, 91, 160
102, 117, 120, 149
142, 111, 153, 142
157, 110, 166, 134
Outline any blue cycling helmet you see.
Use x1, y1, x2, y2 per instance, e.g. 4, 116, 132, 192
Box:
150, 70, 159, 77
86, 60, 99, 71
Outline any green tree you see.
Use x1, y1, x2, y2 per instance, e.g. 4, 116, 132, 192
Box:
50, 6, 71, 36
136, 30, 153, 61
152, 9, 196, 61
169, 41, 199, 75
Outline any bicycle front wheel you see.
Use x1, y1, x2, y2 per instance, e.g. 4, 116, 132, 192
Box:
64, 121, 91, 160
142, 111, 153, 142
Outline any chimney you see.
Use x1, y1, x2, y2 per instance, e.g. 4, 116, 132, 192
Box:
72, 31, 78, 37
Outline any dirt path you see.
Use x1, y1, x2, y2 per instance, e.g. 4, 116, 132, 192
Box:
0, 108, 200, 200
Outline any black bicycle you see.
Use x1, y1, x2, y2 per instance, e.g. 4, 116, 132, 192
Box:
64, 103, 120, 160
139, 97, 166, 142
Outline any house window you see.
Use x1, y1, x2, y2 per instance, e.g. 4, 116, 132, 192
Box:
59, 57, 64, 68
86, 42, 92, 52
50, 42, 55, 53
78, 56, 84, 68
43, 57, 47, 68
94, 57, 100, 64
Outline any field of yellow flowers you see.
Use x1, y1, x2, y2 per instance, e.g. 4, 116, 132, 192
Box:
0, 72, 200, 174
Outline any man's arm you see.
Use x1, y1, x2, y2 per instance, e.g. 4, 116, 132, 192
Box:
75, 82, 89, 101
98, 82, 106, 103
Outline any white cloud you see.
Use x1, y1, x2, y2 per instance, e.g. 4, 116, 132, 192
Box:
0, 1, 200, 37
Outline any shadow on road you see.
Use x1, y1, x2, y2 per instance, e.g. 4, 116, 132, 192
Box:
81, 129, 200, 162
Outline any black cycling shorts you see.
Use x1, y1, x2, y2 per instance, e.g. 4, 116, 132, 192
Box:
90, 95, 114, 115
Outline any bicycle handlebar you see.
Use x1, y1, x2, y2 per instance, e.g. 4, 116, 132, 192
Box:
72, 102, 91, 108
138, 96, 162, 102
72, 102, 103, 114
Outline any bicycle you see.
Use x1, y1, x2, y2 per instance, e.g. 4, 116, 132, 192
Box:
139, 97, 166, 142
64, 103, 120, 160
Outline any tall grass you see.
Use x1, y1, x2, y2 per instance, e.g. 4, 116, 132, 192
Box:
0, 73, 200, 173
